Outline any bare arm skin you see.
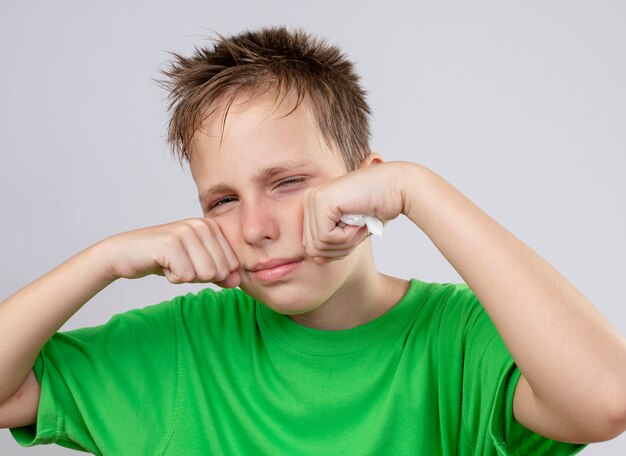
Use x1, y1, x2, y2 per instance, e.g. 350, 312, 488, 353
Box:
287, 158, 626, 444
0, 370, 40, 428
0, 218, 240, 428
399, 162, 626, 443
0, 242, 114, 417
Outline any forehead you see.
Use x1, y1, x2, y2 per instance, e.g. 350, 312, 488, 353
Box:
189, 90, 344, 185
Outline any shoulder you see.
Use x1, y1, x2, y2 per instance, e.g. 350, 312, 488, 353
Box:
176, 286, 256, 317
172, 286, 258, 337
120, 285, 256, 321
409, 278, 482, 322
58, 286, 257, 346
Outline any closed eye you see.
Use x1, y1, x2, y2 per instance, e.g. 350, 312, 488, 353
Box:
279, 177, 306, 186
208, 177, 306, 211
209, 196, 237, 210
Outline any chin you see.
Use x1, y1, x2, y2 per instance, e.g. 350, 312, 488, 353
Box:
240, 281, 329, 315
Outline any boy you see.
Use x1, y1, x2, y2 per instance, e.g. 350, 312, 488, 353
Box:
1, 25, 625, 454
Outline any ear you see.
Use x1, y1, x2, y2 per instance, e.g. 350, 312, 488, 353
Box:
359, 152, 385, 168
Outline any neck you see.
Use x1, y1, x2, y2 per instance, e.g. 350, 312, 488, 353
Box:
287, 245, 410, 330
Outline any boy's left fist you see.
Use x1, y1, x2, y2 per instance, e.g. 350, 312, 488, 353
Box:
302, 161, 406, 264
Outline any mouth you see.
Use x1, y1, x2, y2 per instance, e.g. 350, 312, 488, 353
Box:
249, 259, 303, 283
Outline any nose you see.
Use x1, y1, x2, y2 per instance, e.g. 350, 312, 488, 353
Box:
240, 197, 279, 245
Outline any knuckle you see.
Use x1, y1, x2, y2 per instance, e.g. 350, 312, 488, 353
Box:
204, 217, 219, 228
208, 222, 223, 237
176, 223, 196, 237
181, 270, 196, 282
160, 232, 179, 246
313, 232, 326, 245
167, 273, 182, 284
170, 266, 194, 283
195, 260, 217, 280
203, 265, 218, 280
313, 238, 328, 250
195, 273, 212, 283
182, 217, 201, 225
215, 268, 229, 282
189, 218, 210, 230
305, 246, 318, 258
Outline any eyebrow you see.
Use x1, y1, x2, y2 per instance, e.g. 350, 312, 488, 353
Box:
198, 160, 314, 204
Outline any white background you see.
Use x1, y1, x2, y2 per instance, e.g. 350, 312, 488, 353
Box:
1, 0, 624, 454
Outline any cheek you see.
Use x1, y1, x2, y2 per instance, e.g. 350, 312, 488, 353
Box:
286, 201, 305, 239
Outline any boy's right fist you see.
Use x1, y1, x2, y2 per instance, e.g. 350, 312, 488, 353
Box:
99, 218, 240, 288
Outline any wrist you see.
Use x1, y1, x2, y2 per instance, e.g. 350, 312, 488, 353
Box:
392, 161, 431, 224
85, 237, 121, 285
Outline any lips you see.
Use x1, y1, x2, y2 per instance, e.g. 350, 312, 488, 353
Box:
249, 258, 303, 283
249, 257, 303, 272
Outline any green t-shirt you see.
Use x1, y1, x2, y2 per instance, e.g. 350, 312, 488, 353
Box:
11, 278, 587, 455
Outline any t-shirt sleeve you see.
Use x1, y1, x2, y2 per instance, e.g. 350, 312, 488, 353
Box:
456, 283, 588, 455
9, 295, 181, 455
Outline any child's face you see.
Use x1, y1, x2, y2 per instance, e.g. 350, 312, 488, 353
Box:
189, 91, 372, 315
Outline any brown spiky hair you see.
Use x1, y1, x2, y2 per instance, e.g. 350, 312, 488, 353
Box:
158, 25, 372, 171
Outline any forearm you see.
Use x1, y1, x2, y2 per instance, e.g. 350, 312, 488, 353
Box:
398, 162, 626, 427
0, 240, 116, 404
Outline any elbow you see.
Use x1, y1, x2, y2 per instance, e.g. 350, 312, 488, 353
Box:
562, 386, 626, 443
588, 358, 626, 442
590, 389, 626, 442
603, 398, 626, 441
